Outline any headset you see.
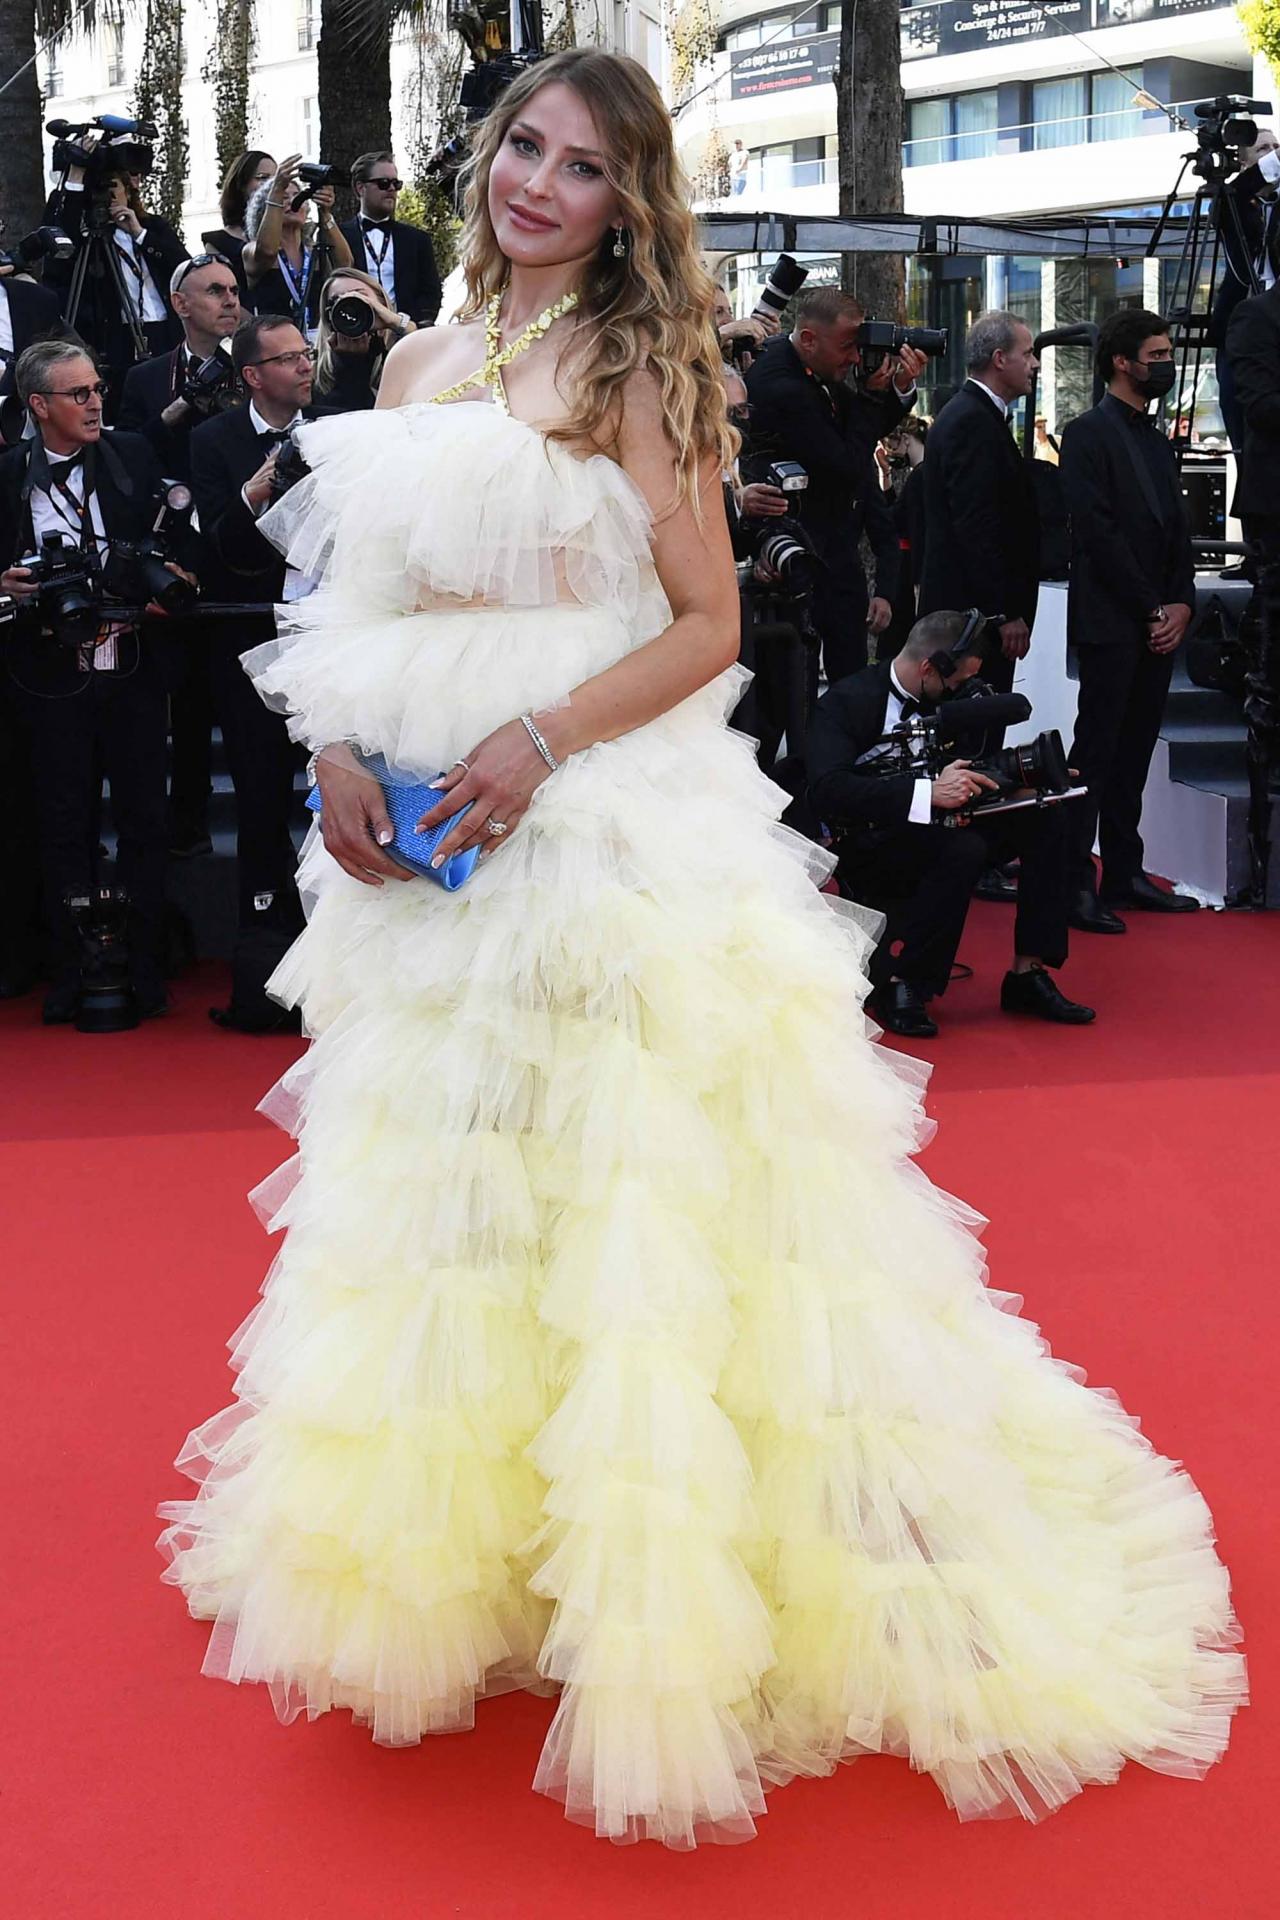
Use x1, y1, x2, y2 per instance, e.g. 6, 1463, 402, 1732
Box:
926, 607, 1001, 684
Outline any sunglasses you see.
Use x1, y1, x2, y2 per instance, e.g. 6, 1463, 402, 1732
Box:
247, 348, 315, 370
37, 382, 108, 404
171, 250, 233, 294
365, 177, 403, 191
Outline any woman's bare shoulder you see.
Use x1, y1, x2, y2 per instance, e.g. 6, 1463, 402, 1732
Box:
378, 317, 486, 405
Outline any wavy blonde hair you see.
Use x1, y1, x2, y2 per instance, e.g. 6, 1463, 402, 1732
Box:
456, 48, 735, 509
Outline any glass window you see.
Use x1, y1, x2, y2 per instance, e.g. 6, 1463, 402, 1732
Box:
107, 23, 126, 89
1032, 76, 1087, 151
43, 55, 62, 98
725, 23, 759, 48
907, 98, 949, 169
954, 90, 998, 162
1091, 67, 1144, 142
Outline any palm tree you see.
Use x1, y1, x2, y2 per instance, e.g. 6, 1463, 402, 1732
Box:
0, 1, 93, 235
836, 0, 906, 321
317, 0, 395, 206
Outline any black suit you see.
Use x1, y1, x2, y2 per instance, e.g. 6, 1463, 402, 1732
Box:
1209, 163, 1280, 446
0, 276, 63, 401
745, 335, 911, 682
0, 430, 176, 992
806, 661, 1070, 996
339, 217, 442, 327
1226, 282, 1280, 522
41, 186, 186, 400
189, 404, 305, 1003
918, 378, 1040, 653
1060, 394, 1196, 894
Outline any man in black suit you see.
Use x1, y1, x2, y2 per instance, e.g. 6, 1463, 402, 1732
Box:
918, 310, 1041, 674
806, 610, 1093, 1038
1059, 309, 1199, 931
1209, 127, 1280, 449
745, 287, 924, 687
1227, 270, 1280, 546
190, 313, 313, 1032
0, 270, 63, 406
118, 254, 244, 859
340, 152, 442, 329
0, 339, 196, 1021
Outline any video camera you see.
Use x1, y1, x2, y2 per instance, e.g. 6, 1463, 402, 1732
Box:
0, 222, 74, 274
1190, 94, 1273, 185
288, 161, 344, 212
868, 678, 1074, 818
46, 114, 156, 188
15, 479, 196, 645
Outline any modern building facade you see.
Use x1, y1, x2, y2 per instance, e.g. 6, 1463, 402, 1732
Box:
678, 0, 1272, 429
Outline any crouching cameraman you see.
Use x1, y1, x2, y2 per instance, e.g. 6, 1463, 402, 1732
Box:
0, 339, 197, 1022
806, 609, 1095, 1038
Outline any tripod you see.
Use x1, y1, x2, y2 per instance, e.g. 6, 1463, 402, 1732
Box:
61, 196, 150, 366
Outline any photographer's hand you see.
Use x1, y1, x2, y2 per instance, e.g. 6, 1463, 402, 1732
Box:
1148, 601, 1191, 653
113, 207, 144, 240
243, 453, 278, 516
931, 759, 999, 811
999, 616, 1031, 661
894, 345, 928, 392
312, 184, 337, 226
867, 595, 892, 635
160, 397, 192, 428
1, 566, 37, 601
738, 482, 788, 518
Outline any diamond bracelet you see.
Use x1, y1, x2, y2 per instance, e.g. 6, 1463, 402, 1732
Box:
520, 712, 560, 772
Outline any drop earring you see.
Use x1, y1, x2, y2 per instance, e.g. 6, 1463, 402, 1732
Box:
612, 227, 627, 259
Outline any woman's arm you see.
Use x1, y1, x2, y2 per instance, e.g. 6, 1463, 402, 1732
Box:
313, 185, 352, 270
243, 154, 300, 285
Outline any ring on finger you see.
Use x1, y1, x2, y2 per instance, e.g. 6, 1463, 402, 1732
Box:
451, 756, 472, 772
485, 815, 509, 837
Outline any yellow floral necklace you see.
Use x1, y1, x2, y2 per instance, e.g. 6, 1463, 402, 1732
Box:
431, 290, 580, 415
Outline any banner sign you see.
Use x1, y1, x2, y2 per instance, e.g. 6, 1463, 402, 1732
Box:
901, 0, 1219, 61
728, 32, 840, 100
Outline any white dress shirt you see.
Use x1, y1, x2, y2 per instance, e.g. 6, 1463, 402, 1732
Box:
852, 664, 935, 826
359, 219, 396, 306
966, 376, 1010, 419
113, 227, 168, 325
0, 283, 14, 386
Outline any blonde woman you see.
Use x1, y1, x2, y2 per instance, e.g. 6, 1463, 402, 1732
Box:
159, 49, 1244, 1848
242, 155, 352, 338
311, 266, 415, 416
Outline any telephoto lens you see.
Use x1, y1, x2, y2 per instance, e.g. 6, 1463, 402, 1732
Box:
856, 319, 950, 358
328, 293, 376, 340
751, 253, 809, 328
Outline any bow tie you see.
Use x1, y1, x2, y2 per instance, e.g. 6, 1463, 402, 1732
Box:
896, 695, 936, 723
47, 452, 85, 485
360, 217, 390, 232
258, 427, 294, 450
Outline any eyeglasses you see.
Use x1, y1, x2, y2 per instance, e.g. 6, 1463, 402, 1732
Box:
36, 382, 108, 404
171, 250, 233, 295
364, 177, 403, 192
246, 348, 315, 370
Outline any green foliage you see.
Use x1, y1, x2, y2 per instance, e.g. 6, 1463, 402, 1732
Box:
202, 0, 256, 188
668, 0, 719, 101
133, 0, 189, 228
397, 177, 462, 279
1240, 0, 1280, 78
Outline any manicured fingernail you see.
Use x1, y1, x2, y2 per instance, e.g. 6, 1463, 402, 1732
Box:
427, 778, 446, 789
430, 853, 445, 869
376, 828, 393, 845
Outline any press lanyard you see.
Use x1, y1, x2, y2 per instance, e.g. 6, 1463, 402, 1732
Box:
115, 232, 147, 317
364, 225, 390, 291
278, 245, 314, 328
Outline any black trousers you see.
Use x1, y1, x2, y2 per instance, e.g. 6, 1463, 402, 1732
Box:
813, 574, 869, 686
167, 616, 213, 838
12, 649, 169, 988
1068, 637, 1174, 893
837, 802, 1071, 999
207, 620, 304, 933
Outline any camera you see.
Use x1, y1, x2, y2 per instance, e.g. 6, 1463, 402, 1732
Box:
65, 885, 139, 1032
751, 253, 809, 329
288, 160, 343, 212
178, 351, 239, 417
46, 114, 156, 187
856, 318, 949, 360
101, 480, 196, 614
867, 678, 1075, 816
269, 432, 312, 504
1191, 94, 1273, 183
0, 224, 74, 274
327, 292, 377, 339
17, 532, 101, 647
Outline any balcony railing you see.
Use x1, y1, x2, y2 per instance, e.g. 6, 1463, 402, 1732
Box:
740, 154, 837, 194
903, 99, 1194, 168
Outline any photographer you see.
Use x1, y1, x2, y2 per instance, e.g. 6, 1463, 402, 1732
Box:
713, 283, 777, 374
189, 314, 314, 1032
0, 339, 197, 1022
43, 138, 187, 394
202, 150, 277, 301
339, 152, 442, 328
312, 267, 415, 416
117, 252, 243, 861
1060, 310, 1199, 931
806, 609, 1094, 1037
1208, 127, 1280, 449
745, 287, 925, 685
0, 262, 61, 405
243, 156, 352, 338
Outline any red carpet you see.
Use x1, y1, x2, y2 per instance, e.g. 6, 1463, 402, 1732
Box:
2, 905, 1276, 1920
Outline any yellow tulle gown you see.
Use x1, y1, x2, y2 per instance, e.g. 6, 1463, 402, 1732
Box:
157, 401, 1246, 1847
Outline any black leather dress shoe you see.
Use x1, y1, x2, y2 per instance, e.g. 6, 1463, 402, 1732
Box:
868, 981, 938, 1038
41, 977, 80, 1025
1102, 872, 1199, 913
209, 1001, 302, 1036
1068, 888, 1126, 935
1000, 969, 1096, 1024
974, 865, 1019, 903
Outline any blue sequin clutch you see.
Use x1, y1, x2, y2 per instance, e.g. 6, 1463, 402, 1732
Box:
305, 752, 480, 890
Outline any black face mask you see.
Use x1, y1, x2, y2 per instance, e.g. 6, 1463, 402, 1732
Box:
1133, 359, 1176, 401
